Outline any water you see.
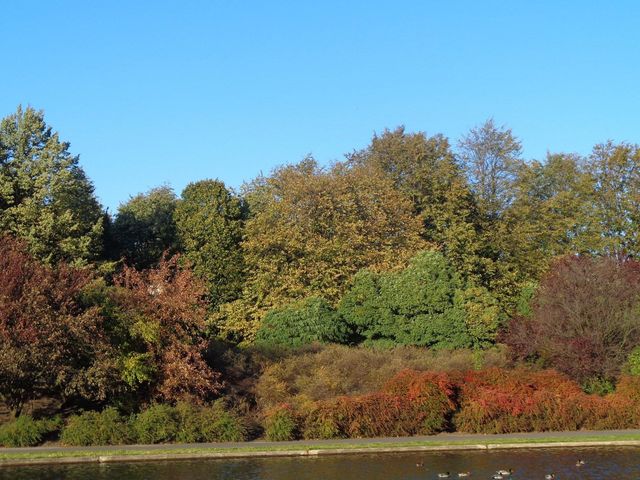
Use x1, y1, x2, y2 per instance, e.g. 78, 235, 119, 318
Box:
1, 447, 639, 480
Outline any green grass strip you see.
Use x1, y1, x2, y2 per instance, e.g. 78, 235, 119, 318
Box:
2, 433, 640, 462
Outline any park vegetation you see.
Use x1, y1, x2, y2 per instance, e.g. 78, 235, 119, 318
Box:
2, 105, 640, 445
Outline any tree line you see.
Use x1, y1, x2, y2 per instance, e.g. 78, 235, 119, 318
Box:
2, 104, 640, 418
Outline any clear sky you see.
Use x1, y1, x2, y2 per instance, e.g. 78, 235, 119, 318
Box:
2, 1, 639, 212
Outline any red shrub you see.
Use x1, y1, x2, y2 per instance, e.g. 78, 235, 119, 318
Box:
303, 370, 456, 439
586, 376, 640, 430
453, 368, 592, 433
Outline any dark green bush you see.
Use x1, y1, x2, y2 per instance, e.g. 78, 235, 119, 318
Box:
582, 376, 616, 396
0, 416, 61, 447
255, 297, 351, 348
133, 404, 179, 444
338, 251, 500, 349
61, 408, 132, 446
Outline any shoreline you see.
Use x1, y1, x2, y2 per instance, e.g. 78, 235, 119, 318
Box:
2, 430, 640, 467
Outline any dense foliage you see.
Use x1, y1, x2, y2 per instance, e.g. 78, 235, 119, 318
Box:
255, 297, 351, 348
111, 186, 179, 269
504, 256, 640, 383
3, 104, 640, 442
339, 251, 500, 348
0, 236, 117, 416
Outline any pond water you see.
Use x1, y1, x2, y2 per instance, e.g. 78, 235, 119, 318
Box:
1, 447, 639, 480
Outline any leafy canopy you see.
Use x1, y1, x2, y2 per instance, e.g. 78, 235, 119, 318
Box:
174, 179, 245, 306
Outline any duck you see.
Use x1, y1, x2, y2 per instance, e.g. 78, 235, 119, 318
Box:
457, 473, 470, 477
545, 475, 555, 480
437, 473, 450, 478
496, 470, 513, 476
576, 459, 586, 466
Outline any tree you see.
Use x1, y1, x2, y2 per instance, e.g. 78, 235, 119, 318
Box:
503, 256, 640, 383
174, 180, 245, 306
458, 119, 522, 221
111, 186, 179, 269
213, 158, 426, 342
0, 106, 104, 264
586, 141, 640, 258
347, 127, 484, 283
110, 255, 221, 403
338, 251, 501, 349
497, 153, 596, 282
0, 236, 118, 416
255, 297, 351, 348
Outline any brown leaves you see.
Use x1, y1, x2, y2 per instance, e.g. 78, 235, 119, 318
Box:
113, 255, 221, 403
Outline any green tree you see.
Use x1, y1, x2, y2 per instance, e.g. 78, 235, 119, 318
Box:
255, 297, 351, 348
497, 153, 596, 283
174, 180, 245, 306
0, 106, 104, 264
111, 186, 179, 269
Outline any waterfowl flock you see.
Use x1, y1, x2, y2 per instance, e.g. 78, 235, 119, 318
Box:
421, 458, 586, 479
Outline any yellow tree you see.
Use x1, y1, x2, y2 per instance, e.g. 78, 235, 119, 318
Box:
213, 157, 426, 342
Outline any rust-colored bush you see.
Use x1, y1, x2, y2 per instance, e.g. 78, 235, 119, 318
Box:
586, 375, 640, 430
302, 370, 456, 439
453, 368, 593, 433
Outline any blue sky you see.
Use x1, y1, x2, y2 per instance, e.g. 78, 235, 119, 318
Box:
2, 1, 639, 212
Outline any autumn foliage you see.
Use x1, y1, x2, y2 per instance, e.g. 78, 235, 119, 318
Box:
261, 367, 640, 439
504, 256, 640, 382
112, 256, 221, 403
0, 236, 117, 415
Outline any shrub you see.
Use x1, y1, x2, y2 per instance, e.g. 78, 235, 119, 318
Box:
338, 251, 501, 349
174, 401, 247, 443
0, 416, 61, 447
61, 408, 132, 446
504, 256, 640, 382
302, 370, 455, 439
255, 297, 351, 348
582, 377, 615, 396
627, 347, 640, 376
174, 402, 202, 443
255, 344, 507, 409
264, 405, 299, 441
382, 370, 457, 433
133, 404, 179, 444
453, 368, 593, 433
198, 400, 247, 442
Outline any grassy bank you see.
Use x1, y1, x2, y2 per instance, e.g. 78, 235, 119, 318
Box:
2, 431, 640, 466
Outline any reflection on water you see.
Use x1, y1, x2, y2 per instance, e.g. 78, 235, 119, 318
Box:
1, 447, 639, 480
